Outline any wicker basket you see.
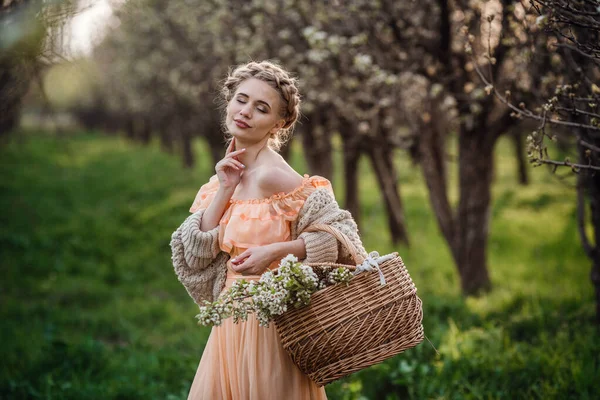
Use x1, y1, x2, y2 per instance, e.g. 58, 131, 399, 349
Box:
274, 224, 424, 386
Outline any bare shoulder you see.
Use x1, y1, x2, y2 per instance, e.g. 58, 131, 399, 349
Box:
256, 154, 304, 196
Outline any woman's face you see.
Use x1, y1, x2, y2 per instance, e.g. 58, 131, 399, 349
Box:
225, 78, 285, 145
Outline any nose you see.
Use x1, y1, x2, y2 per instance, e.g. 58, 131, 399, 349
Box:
239, 103, 251, 118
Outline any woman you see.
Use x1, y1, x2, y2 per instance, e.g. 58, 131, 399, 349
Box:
177, 61, 366, 400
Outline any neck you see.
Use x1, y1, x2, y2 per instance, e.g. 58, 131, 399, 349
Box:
233, 136, 271, 170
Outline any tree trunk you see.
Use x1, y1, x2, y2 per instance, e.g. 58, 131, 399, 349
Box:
199, 112, 226, 166
203, 129, 225, 167
301, 112, 333, 180
568, 24, 600, 323
279, 137, 292, 161
455, 130, 493, 294
181, 127, 194, 168
139, 118, 152, 145
511, 131, 529, 185
416, 94, 495, 294
0, 62, 31, 138
417, 117, 454, 246
159, 124, 174, 154
576, 135, 600, 323
125, 117, 135, 140
342, 134, 361, 227
0, 109, 19, 137
587, 171, 600, 323
367, 143, 410, 245
592, 257, 600, 323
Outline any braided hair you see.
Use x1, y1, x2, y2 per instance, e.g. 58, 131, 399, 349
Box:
221, 61, 301, 152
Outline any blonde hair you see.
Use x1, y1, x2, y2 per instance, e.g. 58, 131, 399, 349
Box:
221, 60, 301, 152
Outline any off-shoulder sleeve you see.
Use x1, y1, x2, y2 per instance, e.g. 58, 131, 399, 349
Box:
190, 175, 220, 213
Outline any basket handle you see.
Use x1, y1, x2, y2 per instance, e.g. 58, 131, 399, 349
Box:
301, 224, 396, 286
302, 223, 366, 266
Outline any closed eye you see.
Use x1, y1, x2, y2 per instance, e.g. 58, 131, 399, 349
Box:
235, 94, 269, 113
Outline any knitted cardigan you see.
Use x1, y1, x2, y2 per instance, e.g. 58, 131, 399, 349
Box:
170, 188, 368, 306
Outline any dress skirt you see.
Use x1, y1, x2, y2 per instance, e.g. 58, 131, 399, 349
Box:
187, 276, 327, 400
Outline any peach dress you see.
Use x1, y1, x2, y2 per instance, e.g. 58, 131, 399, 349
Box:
187, 174, 333, 400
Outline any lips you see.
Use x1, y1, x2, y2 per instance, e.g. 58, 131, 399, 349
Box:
234, 119, 250, 128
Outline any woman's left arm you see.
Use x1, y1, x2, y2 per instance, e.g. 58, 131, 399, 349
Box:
230, 239, 307, 275
268, 239, 307, 261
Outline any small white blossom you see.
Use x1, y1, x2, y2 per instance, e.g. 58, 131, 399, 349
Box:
358, 121, 370, 133
354, 54, 373, 72
535, 15, 546, 27
195, 255, 354, 328
259, 271, 274, 284
328, 267, 353, 286
280, 254, 299, 266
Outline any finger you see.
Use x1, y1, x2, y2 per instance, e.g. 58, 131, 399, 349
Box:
227, 159, 245, 171
232, 159, 245, 169
220, 159, 242, 171
226, 148, 246, 158
226, 137, 235, 154
231, 251, 250, 265
233, 260, 252, 273
222, 158, 244, 169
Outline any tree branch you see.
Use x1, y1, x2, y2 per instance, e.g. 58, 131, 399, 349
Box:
470, 56, 600, 132
579, 139, 600, 153
552, 43, 600, 65
532, 158, 600, 171
555, 106, 600, 119
437, 0, 451, 67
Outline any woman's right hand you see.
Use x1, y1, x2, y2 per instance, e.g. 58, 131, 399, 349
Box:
216, 137, 246, 191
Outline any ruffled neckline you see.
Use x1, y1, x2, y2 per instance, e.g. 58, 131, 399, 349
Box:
229, 174, 315, 204
189, 173, 332, 215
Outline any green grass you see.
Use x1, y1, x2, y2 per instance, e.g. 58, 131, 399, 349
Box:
0, 130, 598, 399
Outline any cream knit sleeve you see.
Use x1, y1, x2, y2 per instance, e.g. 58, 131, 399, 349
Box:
170, 208, 228, 304
177, 209, 221, 270
293, 188, 368, 265
297, 202, 340, 264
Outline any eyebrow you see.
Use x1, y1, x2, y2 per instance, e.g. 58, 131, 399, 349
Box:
237, 92, 272, 110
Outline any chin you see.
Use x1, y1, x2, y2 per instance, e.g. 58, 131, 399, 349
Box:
226, 123, 240, 136
228, 128, 244, 139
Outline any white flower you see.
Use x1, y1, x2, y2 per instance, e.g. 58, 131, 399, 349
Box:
358, 121, 370, 133
259, 271, 274, 284
535, 15, 546, 26
195, 258, 354, 328
278, 29, 291, 40
328, 267, 353, 286
353, 54, 373, 72
280, 254, 298, 266
314, 31, 327, 42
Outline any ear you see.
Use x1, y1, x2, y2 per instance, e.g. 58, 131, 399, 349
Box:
270, 118, 286, 134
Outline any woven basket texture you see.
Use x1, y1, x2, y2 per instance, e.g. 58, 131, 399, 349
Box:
274, 253, 424, 386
